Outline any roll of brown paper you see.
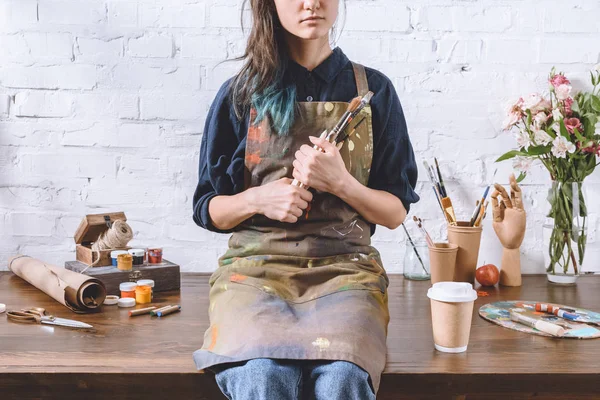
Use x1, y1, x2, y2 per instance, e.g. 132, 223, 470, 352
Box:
8, 255, 107, 313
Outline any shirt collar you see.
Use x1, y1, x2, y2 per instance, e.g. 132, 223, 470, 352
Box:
286, 47, 349, 83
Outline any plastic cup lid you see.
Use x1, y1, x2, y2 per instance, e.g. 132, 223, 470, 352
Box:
427, 282, 477, 303
104, 295, 119, 305
0, 303, 5, 314
128, 249, 145, 256
111, 250, 128, 257
120, 282, 137, 291
118, 297, 136, 308
137, 279, 155, 288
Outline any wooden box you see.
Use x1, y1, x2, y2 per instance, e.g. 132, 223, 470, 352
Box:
74, 212, 130, 267
65, 260, 181, 296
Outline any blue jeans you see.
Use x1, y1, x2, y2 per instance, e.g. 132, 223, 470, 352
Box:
213, 358, 376, 400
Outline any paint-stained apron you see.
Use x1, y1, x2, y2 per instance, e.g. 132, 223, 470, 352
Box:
193, 62, 390, 394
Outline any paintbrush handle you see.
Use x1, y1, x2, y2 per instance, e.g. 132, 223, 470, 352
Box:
291, 129, 329, 188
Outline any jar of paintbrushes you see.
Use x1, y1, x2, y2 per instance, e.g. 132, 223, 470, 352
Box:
402, 224, 430, 280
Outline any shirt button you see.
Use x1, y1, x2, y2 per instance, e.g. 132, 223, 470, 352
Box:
306, 96, 313, 102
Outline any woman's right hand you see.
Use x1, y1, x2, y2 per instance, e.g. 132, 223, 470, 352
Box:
250, 177, 313, 223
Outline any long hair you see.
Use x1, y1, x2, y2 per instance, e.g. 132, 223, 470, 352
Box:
226, 0, 345, 136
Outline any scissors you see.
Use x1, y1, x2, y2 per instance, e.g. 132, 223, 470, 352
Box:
6, 307, 93, 329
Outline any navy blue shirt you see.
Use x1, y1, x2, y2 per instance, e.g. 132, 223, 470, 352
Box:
192, 47, 420, 235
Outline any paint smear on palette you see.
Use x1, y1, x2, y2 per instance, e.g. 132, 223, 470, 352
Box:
312, 337, 330, 352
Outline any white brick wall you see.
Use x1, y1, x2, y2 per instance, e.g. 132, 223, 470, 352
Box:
2, 0, 600, 275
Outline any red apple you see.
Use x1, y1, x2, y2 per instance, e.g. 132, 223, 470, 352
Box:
476, 264, 500, 287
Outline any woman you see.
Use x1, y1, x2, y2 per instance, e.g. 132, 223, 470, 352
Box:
192, 0, 419, 398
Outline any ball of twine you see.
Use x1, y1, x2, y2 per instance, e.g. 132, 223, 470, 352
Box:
90, 219, 133, 266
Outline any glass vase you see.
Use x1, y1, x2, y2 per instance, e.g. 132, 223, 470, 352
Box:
544, 181, 587, 285
403, 239, 430, 281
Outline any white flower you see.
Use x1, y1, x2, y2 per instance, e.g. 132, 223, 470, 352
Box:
515, 129, 532, 149
513, 156, 533, 173
555, 84, 572, 100
533, 112, 549, 128
552, 108, 563, 122
533, 129, 553, 146
595, 64, 600, 72
522, 93, 543, 110
551, 136, 576, 158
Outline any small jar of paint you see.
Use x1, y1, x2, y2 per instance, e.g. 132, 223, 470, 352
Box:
117, 253, 133, 271
120, 282, 137, 298
147, 247, 163, 264
135, 285, 152, 304
110, 250, 128, 267
137, 279, 155, 300
128, 249, 145, 266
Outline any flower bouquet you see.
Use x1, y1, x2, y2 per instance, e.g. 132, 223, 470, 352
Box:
497, 65, 600, 283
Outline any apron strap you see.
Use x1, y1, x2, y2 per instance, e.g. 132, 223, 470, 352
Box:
351, 62, 369, 97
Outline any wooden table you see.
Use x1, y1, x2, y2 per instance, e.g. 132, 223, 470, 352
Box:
1, 272, 599, 399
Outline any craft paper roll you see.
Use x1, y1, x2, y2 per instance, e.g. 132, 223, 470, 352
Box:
8, 255, 107, 313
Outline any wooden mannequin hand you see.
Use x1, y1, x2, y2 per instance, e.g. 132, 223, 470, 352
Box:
292, 136, 348, 195
491, 174, 526, 249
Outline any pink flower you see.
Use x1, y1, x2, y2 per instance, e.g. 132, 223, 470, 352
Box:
564, 117, 582, 134
503, 97, 524, 130
550, 74, 571, 88
533, 112, 549, 128
522, 93, 551, 115
563, 97, 574, 116
555, 84, 572, 100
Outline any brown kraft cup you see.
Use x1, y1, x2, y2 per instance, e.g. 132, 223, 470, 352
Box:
447, 221, 483, 284
428, 243, 459, 284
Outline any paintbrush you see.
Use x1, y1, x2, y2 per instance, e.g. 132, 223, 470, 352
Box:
423, 161, 445, 217
413, 216, 434, 247
401, 223, 428, 274
474, 200, 488, 227
336, 115, 367, 144
292, 92, 373, 189
434, 158, 447, 197
469, 168, 498, 226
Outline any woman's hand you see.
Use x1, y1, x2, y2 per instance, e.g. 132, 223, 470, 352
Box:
292, 136, 348, 195
250, 177, 313, 223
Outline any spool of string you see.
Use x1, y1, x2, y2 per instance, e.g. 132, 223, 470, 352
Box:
89, 220, 134, 268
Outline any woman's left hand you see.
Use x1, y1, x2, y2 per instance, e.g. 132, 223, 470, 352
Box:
292, 136, 349, 195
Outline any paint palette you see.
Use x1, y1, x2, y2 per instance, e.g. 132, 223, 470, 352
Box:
479, 301, 600, 339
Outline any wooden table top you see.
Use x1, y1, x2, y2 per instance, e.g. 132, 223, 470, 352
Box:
1, 272, 599, 399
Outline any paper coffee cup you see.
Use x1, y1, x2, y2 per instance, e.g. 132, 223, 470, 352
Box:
427, 282, 477, 353
428, 243, 458, 284
447, 221, 483, 284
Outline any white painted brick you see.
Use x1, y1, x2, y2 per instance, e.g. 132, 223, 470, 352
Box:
437, 39, 482, 64
485, 39, 538, 64
0, 94, 10, 116
76, 37, 123, 60
116, 123, 161, 147
208, 5, 242, 28
390, 39, 438, 63
21, 153, 117, 178
9, 213, 56, 237
140, 94, 207, 120
544, 5, 600, 33
39, 1, 106, 25
181, 34, 228, 59
107, 65, 200, 91
1, 65, 99, 90
15, 91, 73, 118
108, 1, 138, 28
346, 4, 410, 32
72, 93, 138, 120
0, 0, 38, 27
453, 7, 512, 33
414, 6, 454, 32
338, 37, 384, 62
22, 32, 73, 59
539, 38, 600, 64
128, 34, 173, 58
140, 3, 206, 28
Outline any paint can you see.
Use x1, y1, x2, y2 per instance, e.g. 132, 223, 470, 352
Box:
128, 249, 145, 266
120, 282, 137, 298
110, 250, 128, 267
117, 253, 133, 271
148, 247, 163, 264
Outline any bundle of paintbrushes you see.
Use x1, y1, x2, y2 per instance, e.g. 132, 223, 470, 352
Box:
468, 169, 497, 227
423, 158, 457, 226
291, 91, 374, 189
412, 216, 435, 248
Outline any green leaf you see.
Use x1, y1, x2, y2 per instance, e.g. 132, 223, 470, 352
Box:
571, 99, 581, 114
496, 150, 526, 162
591, 95, 600, 113
516, 172, 526, 183
528, 145, 551, 155
560, 119, 570, 139
573, 127, 585, 143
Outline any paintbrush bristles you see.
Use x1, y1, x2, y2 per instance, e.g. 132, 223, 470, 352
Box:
346, 97, 362, 113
